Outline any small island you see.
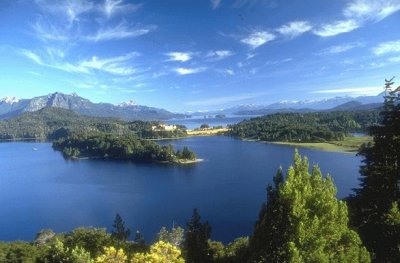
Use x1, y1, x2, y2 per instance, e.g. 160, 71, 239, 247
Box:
53, 132, 200, 164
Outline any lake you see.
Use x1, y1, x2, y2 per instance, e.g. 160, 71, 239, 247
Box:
0, 136, 362, 243
166, 115, 258, 129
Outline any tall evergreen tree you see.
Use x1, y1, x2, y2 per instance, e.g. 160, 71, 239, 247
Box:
349, 78, 400, 262
183, 209, 212, 263
111, 213, 131, 243
250, 151, 370, 263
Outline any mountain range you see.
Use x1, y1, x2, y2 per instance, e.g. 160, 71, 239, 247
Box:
0, 92, 385, 121
0, 92, 184, 121
188, 93, 385, 116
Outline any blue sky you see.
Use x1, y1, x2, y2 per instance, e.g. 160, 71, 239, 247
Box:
0, 0, 400, 112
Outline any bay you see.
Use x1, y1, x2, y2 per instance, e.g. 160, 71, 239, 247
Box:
0, 136, 361, 243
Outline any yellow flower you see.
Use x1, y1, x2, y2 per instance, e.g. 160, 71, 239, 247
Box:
131, 241, 184, 263
95, 246, 127, 263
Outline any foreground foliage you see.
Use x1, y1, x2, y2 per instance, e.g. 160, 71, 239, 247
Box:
250, 151, 370, 263
349, 78, 400, 262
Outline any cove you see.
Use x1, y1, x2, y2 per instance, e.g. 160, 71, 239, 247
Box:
0, 136, 361, 243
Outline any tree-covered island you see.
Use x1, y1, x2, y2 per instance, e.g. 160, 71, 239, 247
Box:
53, 132, 198, 164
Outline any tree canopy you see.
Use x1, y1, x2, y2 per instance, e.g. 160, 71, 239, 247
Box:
53, 132, 196, 163
349, 78, 400, 262
250, 151, 370, 263
229, 110, 380, 142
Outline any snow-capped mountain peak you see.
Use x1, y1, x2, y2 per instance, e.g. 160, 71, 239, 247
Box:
118, 100, 138, 107
0, 96, 20, 104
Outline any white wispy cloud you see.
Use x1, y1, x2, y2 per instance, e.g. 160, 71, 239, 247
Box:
241, 31, 275, 49
166, 52, 193, 62
19, 49, 88, 73
277, 21, 312, 38
206, 50, 234, 61
264, 58, 292, 66
217, 69, 235, 76
318, 42, 363, 54
18, 49, 139, 76
186, 93, 262, 106
19, 49, 45, 65
32, 21, 70, 42
27, 71, 42, 77
86, 23, 155, 42
211, 0, 223, 9
174, 67, 206, 75
388, 56, 400, 62
313, 86, 383, 96
102, 0, 142, 18
35, 0, 95, 25
314, 0, 400, 37
78, 52, 139, 75
373, 40, 400, 55
343, 0, 400, 22
32, 0, 153, 43
313, 19, 360, 37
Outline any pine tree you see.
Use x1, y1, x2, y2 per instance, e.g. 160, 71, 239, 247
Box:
134, 230, 145, 245
111, 213, 131, 243
250, 151, 370, 263
183, 209, 212, 263
349, 78, 400, 262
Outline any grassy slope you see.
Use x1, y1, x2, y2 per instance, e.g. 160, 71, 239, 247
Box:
186, 128, 228, 136
270, 136, 372, 153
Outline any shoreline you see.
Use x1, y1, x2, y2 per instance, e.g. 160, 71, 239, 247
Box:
63, 154, 203, 165
267, 141, 356, 153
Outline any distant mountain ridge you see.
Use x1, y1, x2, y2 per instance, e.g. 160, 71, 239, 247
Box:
0, 92, 183, 121
188, 93, 385, 116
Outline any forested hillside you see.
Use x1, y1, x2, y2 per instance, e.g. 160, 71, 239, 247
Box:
229, 110, 380, 142
0, 107, 186, 140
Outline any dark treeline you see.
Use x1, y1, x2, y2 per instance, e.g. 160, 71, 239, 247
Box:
229, 110, 380, 142
53, 132, 196, 163
0, 107, 187, 140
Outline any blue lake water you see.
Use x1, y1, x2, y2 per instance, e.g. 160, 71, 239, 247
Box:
0, 136, 362, 243
166, 116, 258, 129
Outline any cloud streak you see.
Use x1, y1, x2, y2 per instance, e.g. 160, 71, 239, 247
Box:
313, 0, 400, 37
103, 0, 142, 18
174, 67, 206, 75
18, 49, 139, 76
206, 50, 234, 61
373, 40, 400, 55
86, 23, 155, 42
313, 19, 360, 37
166, 52, 193, 62
241, 31, 275, 49
318, 42, 364, 54
210, 0, 223, 9
277, 21, 312, 38
313, 86, 383, 96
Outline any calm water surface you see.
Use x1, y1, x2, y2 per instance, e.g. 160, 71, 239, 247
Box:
0, 136, 361, 243
166, 116, 258, 129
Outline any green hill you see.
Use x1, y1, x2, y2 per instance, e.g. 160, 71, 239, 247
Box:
0, 107, 186, 140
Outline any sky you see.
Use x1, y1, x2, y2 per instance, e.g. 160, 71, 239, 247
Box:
0, 0, 400, 112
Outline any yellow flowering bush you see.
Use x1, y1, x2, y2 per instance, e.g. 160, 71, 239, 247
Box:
131, 241, 184, 263
95, 247, 127, 263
